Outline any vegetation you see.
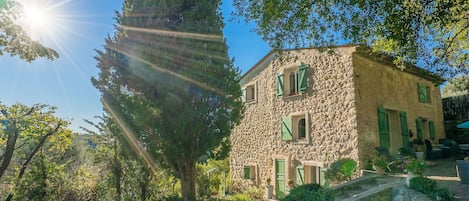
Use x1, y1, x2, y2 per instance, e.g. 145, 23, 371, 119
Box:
281, 183, 334, 201
325, 158, 357, 183
410, 177, 454, 201
92, 1, 243, 200
405, 157, 427, 176
442, 75, 469, 97
0, 0, 58, 61
233, 0, 468, 76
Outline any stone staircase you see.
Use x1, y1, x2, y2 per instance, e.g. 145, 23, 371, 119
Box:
329, 175, 402, 201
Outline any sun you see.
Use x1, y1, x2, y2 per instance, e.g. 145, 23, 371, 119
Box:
17, 0, 59, 41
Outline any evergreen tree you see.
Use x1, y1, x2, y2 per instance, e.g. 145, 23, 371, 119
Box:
93, 1, 243, 200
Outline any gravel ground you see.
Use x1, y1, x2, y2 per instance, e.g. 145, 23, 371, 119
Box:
425, 158, 469, 201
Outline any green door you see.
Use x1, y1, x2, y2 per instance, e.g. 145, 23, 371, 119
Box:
275, 159, 286, 199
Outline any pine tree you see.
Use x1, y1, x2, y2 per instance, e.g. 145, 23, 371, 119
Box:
92, 1, 243, 200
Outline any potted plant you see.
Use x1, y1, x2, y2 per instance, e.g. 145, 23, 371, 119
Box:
325, 158, 357, 185
410, 138, 425, 160
373, 155, 389, 175
404, 157, 427, 186
265, 178, 273, 199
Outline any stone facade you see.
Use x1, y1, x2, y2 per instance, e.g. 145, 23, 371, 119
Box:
230, 46, 445, 198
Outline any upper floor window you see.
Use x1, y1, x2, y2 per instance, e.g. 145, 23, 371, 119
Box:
418, 83, 431, 103
280, 113, 309, 142
277, 63, 308, 97
242, 81, 257, 103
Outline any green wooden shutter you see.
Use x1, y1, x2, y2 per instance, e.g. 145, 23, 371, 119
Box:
416, 118, 423, 140
296, 166, 304, 185
418, 83, 427, 103
377, 107, 390, 147
429, 121, 435, 140
298, 64, 308, 93
281, 116, 293, 140
320, 168, 327, 187
243, 166, 250, 179
399, 111, 410, 149
277, 74, 284, 97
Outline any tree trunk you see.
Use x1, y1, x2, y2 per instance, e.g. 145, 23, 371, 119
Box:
179, 161, 196, 201
0, 121, 19, 179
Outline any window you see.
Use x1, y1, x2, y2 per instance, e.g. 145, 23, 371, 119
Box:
295, 165, 327, 186
277, 63, 308, 97
418, 83, 431, 103
280, 113, 309, 142
242, 82, 257, 103
243, 165, 256, 180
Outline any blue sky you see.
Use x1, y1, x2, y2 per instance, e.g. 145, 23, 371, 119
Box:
0, 0, 269, 132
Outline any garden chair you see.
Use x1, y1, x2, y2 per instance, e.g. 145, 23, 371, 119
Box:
424, 140, 442, 160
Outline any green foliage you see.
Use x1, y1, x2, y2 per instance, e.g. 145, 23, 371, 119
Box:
410, 177, 454, 201
430, 188, 455, 201
405, 157, 426, 176
93, 0, 243, 200
233, 0, 469, 76
409, 177, 436, 195
442, 75, 469, 97
281, 183, 334, 201
325, 158, 357, 182
398, 147, 414, 157
0, 0, 58, 61
229, 193, 252, 201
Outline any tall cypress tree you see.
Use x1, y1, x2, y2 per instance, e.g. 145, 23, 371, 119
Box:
92, 0, 243, 200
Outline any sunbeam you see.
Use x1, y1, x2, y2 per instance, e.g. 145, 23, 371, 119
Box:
102, 98, 158, 175
121, 25, 223, 42
106, 44, 226, 96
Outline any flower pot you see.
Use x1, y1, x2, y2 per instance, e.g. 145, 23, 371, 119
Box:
415, 152, 425, 160
265, 185, 273, 199
376, 166, 386, 175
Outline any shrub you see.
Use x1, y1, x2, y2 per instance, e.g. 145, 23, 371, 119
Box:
405, 157, 426, 176
230, 193, 252, 201
325, 158, 357, 182
409, 177, 436, 194
281, 183, 334, 201
431, 188, 455, 201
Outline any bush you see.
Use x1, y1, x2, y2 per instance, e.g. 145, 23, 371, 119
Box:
409, 177, 436, 195
325, 158, 357, 182
281, 183, 334, 201
409, 177, 454, 201
230, 193, 252, 201
431, 188, 455, 201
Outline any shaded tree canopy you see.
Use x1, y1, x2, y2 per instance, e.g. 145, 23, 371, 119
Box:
0, 0, 58, 62
92, 0, 243, 200
442, 75, 469, 97
233, 0, 468, 76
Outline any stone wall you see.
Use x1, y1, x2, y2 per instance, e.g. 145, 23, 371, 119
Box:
353, 54, 446, 167
230, 47, 360, 191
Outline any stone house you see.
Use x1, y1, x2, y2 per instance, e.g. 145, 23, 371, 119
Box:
230, 45, 445, 198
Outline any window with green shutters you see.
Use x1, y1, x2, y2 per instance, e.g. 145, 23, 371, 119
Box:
377, 107, 390, 148
243, 166, 251, 179
298, 63, 308, 93
418, 83, 431, 103
429, 121, 435, 140
277, 64, 308, 97
416, 118, 423, 140
281, 116, 293, 140
277, 74, 284, 97
296, 166, 304, 185
399, 111, 410, 149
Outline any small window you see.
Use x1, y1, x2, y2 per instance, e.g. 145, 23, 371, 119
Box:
243, 165, 256, 180
277, 63, 308, 97
298, 118, 306, 139
418, 83, 431, 103
280, 113, 309, 142
296, 165, 325, 186
242, 82, 257, 103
